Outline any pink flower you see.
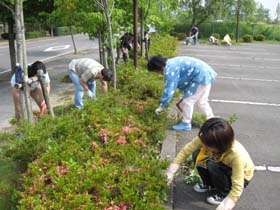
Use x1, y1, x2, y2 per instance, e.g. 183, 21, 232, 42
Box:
121, 126, 132, 133
92, 141, 98, 148
116, 136, 127, 144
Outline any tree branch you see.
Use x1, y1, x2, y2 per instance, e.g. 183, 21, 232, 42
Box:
0, 1, 15, 15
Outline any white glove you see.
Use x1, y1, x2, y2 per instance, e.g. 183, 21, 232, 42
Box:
216, 197, 236, 210
166, 163, 180, 186
87, 90, 94, 98
27, 78, 33, 84
155, 106, 164, 115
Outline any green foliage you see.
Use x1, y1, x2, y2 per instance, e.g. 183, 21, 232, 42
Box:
1, 34, 178, 209
242, 34, 253, 42
211, 33, 220, 39
25, 31, 47, 39
254, 34, 266, 41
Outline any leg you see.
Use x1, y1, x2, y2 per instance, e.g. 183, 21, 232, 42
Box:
192, 149, 213, 186
207, 160, 232, 197
68, 70, 84, 109
12, 87, 23, 121
197, 84, 214, 119
30, 87, 46, 116
181, 93, 200, 123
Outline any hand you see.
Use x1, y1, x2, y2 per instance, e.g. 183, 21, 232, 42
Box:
216, 197, 236, 210
27, 78, 33, 84
155, 106, 164, 115
87, 90, 94, 98
165, 163, 180, 186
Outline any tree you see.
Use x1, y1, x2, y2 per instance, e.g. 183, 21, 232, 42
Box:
92, 0, 117, 88
275, 3, 280, 22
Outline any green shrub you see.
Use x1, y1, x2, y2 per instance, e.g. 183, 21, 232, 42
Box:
25, 31, 47, 39
1, 34, 177, 209
242, 34, 253, 42
211, 33, 220, 39
254, 34, 266, 41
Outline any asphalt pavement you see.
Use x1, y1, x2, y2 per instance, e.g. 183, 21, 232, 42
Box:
161, 42, 280, 210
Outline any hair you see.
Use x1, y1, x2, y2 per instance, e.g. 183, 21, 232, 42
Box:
28, 61, 46, 77
147, 55, 167, 72
101, 68, 113, 82
198, 118, 234, 153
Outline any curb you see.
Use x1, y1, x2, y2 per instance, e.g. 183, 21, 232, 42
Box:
160, 130, 177, 209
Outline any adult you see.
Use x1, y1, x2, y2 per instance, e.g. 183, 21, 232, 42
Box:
147, 55, 217, 131
68, 58, 113, 109
11, 61, 50, 121
189, 25, 199, 45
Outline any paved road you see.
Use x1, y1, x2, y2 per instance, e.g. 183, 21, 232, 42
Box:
170, 42, 280, 210
0, 34, 98, 74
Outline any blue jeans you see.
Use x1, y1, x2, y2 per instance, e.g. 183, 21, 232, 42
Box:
68, 70, 96, 109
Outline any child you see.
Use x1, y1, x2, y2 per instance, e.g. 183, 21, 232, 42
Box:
166, 118, 254, 210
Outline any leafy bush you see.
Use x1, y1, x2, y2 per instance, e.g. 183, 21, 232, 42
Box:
25, 31, 47, 39
254, 34, 266, 41
1, 34, 178, 209
242, 34, 253, 42
211, 33, 220, 39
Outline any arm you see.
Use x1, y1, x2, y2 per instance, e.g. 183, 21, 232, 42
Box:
79, 78, 89, 92
160, 68, 180, 108
101, 80, 108, 93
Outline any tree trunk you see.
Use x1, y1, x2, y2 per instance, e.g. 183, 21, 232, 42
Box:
7, 18, 16, 74
15, 0, 33, 123
103, 0, 117, 89
70, 26, 77, 54
140, 7, 145, 58
133, 0, 138, 68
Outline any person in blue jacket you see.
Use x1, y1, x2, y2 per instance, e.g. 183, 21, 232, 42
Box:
147, 55, 217, 131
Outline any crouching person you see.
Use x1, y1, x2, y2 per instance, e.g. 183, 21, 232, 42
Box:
68, 58, 113, 109
166, 118, 254, 210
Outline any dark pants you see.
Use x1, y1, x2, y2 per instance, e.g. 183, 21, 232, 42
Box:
192, 149, 249, 197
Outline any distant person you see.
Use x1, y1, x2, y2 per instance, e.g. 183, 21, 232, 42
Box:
119, 32, 133, 63
189, 25, 199, 45
68, 58, 113, 109
166, 118, 254, 210
209, 35, 218, 45
147, 55, 217, 131
11, 61, 50, 121
223, 34, 232, 46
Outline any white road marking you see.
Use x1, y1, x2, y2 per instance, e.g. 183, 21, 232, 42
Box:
210, 99, 280, 107
44, 45, 70, 52
217, 76, 280, 83
255, 165, 280, 173
211, 63, 279, 70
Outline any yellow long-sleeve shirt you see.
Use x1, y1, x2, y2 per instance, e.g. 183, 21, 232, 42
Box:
174, 136, 254, 202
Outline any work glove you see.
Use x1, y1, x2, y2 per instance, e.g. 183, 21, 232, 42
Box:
87, 90, 94, 98
155, 106, 164, 115
216, 197, 236, 210
27, 78, 33, 84
166, 163, 180, 186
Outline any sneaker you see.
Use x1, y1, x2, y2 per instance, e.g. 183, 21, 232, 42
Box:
172, 122, 192, 131
206, 194, 225, 205
193, 183, 209, 193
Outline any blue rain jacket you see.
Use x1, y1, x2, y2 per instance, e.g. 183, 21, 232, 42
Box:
160, 56, 217, 108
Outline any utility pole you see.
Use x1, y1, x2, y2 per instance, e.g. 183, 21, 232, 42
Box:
133, 0, 138, 68
236, 0, 240, 43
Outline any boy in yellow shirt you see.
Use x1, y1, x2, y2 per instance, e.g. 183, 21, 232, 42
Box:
166, 118, 254, 210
